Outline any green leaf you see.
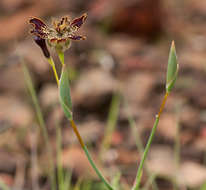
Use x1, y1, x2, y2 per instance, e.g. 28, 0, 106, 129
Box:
166, 41, 179, 93
59, 64, 73, 120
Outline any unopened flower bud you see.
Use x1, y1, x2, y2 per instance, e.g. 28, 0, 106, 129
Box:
166, 41, 179, 93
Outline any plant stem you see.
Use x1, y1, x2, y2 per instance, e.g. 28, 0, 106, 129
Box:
70, 120, 85, 148
128, 115, 159, 190
56, 53, 114, 190
70, 120, 114, 190
47, 57, 59, 85
132, 92, 169, 190
84, 146, 114, 190
22, 64, 56, 190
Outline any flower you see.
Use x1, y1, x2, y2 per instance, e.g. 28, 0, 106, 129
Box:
29, 13, 87, 53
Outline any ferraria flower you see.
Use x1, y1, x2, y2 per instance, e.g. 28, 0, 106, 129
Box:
29, 13, 87, 55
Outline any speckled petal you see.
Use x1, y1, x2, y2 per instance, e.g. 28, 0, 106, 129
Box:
68, 35, 86, 40
70, 13, 87, 29
29, 17, 48, 38
30, 30, 47, 38
29, 17, 46, 30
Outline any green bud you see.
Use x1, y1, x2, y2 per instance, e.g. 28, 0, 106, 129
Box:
166, 41, 179, 93
59, 64, 73, 120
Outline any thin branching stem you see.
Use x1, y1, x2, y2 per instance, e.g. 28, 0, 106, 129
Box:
132, 92, 169, 190
70, 120, 114, 190
127, 113, 159, 190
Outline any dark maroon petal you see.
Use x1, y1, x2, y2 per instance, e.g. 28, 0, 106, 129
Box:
34, 36, 50, 58
29, 17, 46, 30
68, 35, 86, 40
29, 17, 48, 38
70, 13, 87, 29
30, 30, 47, 38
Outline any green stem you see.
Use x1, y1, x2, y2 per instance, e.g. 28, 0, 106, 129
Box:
132, 116, 160, 190
47, 57, 59, 86
132, 92, 169, 190
70, 120, 114, 190
127, 113, 159, 190
83, 146, 114, 190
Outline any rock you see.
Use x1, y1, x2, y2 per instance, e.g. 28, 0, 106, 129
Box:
39, 83, 59, 108
116, 148, 139, 165
90, 0, 164, 38
106, 36, 141, 61
122, 72, 155, 105
0, 151, 16, 173
177, 161, 206, 188
0, 173, 14, 187
0, 95, 33, 127
73, 69, 118, 106
15, 40, 50, 75
179, 105, 199, 129
187, 0, 206, 16
0, 64, 25, 94
157, 113, 177, 140
147, 146, 206, 188
146, 145, 175, 177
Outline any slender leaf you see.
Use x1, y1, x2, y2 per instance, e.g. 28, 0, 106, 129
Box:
59, 64, 73, 120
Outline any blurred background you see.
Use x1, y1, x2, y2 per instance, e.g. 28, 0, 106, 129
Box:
1, 0, 206, 189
